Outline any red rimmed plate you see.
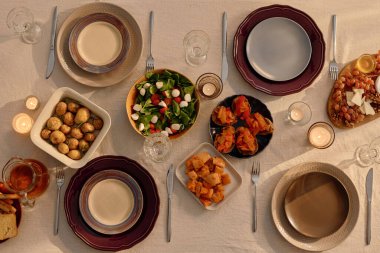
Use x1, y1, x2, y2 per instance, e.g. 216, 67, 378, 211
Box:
64, 156, 159, 251
234, 5, 325, 96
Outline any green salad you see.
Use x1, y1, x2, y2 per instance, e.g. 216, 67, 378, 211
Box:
131, 70, 198, 136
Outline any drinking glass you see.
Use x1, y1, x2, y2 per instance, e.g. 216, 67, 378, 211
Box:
355, 136, 380, 167
143, 133, 171, 162
183, 30, 210, 66
7, 7, 42, 44
2, 157, 50, 207
286, 101, 312, 126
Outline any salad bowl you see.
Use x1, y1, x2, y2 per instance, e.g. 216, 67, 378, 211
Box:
126, 69, 200, 139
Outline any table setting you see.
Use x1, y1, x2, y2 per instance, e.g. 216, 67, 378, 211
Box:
1, 0, 380, 252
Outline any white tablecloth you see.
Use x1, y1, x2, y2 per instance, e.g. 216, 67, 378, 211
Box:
1, 0, 380, 252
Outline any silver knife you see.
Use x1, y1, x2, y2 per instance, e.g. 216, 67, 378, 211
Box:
221, 12, 228, 82
46, 6, 58, 79
366, 168, 373, 245
166, 164, 174, 242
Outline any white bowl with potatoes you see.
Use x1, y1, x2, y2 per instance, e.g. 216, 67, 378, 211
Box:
30, 87, 111, 168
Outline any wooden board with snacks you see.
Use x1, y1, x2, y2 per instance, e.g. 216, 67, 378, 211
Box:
327, 52, 380, 128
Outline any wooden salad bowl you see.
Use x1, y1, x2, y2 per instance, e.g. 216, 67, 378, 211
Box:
126, 69, 200, 139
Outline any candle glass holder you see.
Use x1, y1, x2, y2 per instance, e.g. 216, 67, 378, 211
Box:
7, 7, 42, 44
307, 122, 335, 149
196, 73, 223, 100
143, 133, 172, 162
183, 30, 210, 66
25, 95, 40, 110
287, 101, 312, 126
355, 136, 380, 167
12, 113, 34, 134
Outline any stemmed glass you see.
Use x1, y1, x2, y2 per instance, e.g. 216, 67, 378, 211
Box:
355, 137, 380, 167
143, 133, 172, 162
7, 7, 42, 44
183, 30, 210, 66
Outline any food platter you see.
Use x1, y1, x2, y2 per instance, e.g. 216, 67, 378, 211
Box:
234, 4, 325, 95
209, 95, 273, 158
272, 162, 359, 251
64, 155, 159, 251
56, 2, 142, 87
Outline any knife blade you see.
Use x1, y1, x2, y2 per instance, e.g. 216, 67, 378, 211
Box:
46, 6, 58, 79
166, 164, 174, 242
221, 12, 228, 82
366, 168, 373, 245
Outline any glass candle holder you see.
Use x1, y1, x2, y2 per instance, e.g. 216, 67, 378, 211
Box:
307, 122, 335, 149
196, 73, 223, 100
12, 113, 34, 134
287, 101, 312, 126
25, 95, 40, 110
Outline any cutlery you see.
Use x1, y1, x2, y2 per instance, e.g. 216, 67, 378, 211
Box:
329, 15, 339, 80
366, 168, 373, 245
166, 164, 174, 242
54, 166, 65, 235
46, 6, 58, 79
221, 12, 228, 82
251, 161, 260, 232
146, 11, 154, 72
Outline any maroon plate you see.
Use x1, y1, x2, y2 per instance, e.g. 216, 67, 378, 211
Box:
64, 156, 160, 251
233, 5, 325, 96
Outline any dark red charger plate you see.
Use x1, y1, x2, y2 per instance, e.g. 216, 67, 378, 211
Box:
64, 155, 160, 251
233, 5, 325, 96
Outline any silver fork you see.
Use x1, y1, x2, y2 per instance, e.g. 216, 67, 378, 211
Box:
251, 161, 260, 232
146, 11, 154, 72
329, 15, 338, 80
54, 166, 65, 235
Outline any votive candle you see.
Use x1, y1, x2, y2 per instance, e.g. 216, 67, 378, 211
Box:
308, 122, 335, 149
25, 95, 39, 110
12, 113, 34, 134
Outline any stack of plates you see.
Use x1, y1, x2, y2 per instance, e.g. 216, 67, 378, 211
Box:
56, 2, 143, 87
271, 162, 359, 251
233, 5, 325, 96
64, 156, 159, 251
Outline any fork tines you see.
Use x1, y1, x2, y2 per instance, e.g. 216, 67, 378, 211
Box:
251, 161, 260, 175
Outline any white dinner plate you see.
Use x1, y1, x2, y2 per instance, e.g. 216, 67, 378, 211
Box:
246, 17, 312, 81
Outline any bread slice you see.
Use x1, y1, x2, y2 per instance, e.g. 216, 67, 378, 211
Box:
0, 213, 17, 240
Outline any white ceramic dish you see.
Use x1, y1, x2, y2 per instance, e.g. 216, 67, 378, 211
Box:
246, 17, 312, 81
176, 142, 242, 210
30, 87, 111, 169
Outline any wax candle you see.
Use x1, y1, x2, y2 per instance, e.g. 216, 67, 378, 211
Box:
202, 83, 216, 96
290, 108, 304, 122
12, 113, 34, 134
308, 122, 334, 148
25, 96, 39, 110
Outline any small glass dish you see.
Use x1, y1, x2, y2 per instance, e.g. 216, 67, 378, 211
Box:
196, 73, 223, 100
307, 122, 335, 149
287, 101, 312, 126
183, 30, 210, 66
143, 133, 171, 162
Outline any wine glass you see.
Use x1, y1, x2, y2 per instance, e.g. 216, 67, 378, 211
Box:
7, 7, 42, 44
183, 30, 210, 66
143, 133, 172, 162
355, 137, 380, 167
2, 157, 37, 208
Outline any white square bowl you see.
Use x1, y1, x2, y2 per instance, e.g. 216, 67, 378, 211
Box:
30, 87, 111, 169
176, 142, 242, 210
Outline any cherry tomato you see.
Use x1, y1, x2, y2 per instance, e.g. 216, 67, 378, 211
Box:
149, 123, 155, 129
164, 98, 172, 106
174, 97, 181, 103
160, 107, 168, 114
151, 94, 160, 105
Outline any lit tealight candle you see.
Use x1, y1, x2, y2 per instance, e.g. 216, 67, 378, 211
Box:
25, 96, 39, 110
308, 122, 335, 149
12, 113, 34, 134
202, 83, 216, 97
290, 108, 304, 122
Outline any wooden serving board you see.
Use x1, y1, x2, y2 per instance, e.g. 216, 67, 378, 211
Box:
327, 54, 380, 128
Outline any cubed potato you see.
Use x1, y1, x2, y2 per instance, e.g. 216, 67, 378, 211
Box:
205, 173, 221, 186
221, 173, 231, 185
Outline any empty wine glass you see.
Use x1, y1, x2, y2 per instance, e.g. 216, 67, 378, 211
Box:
7, 7, 42, 44
143, 133, 172, 162
183, 30, 210, 66
355, 137, 380, 167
